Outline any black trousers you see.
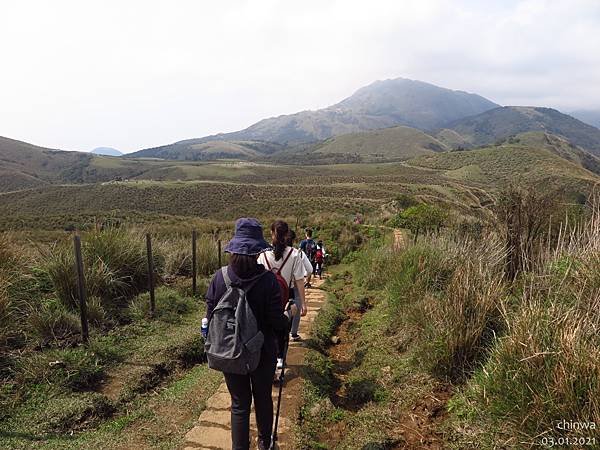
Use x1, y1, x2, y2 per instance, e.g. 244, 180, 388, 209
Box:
224, 352, 277, 450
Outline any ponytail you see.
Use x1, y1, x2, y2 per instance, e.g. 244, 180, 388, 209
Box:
271, 220, 289, 261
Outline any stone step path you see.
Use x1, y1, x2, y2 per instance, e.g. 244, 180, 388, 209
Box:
183, 278, 327, 450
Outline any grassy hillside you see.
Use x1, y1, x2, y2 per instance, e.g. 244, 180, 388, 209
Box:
128, 140, 283, 161
409, 142, 597, 193
0, 136, 93, 187
514, 131, 600, 175
312, 126, 448, 161
445, 106, 600, 154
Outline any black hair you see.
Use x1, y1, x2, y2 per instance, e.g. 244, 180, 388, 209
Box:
286, 229, 296, 247
271, 220, 289, 261
305, 228, 313, 238
229, 254, 260, 279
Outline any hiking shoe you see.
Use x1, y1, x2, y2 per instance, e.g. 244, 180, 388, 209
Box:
276, 358, 284, 370
291, 334, 302, 342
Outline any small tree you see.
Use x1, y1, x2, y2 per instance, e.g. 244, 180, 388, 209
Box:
394, 194, 419, 211
395, 203, 447, 242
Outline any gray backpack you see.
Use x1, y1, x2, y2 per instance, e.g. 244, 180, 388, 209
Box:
205, 267, 265, 375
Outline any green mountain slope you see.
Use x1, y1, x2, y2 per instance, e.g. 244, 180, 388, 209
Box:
408, 140, 598, 192
129, 140, 284, 161
128, 78, 499, 156
312, 126, 449, 161
513, 131, 600, 175
443, 106, 600, 155
0, 136, 93, 189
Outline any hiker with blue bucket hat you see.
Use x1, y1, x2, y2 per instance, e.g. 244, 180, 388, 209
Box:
204, 218, 297, 450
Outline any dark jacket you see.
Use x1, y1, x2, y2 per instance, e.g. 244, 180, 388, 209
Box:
206, 264, 289, 361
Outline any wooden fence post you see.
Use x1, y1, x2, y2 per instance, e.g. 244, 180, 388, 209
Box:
218, 239, 222, 268
192, 230, 197, 296
73, 235, 89, 344
146, 234, 155, 316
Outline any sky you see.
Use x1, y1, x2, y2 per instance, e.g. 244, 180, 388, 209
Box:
1, 0, 599, 153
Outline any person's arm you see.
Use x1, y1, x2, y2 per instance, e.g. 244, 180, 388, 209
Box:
295, 278, 307, 316
301, 253, 313, 283
205, 271, 221, 319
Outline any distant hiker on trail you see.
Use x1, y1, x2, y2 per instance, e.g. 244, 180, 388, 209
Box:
286, 229, 314, 341
204, 218, 298, 450
314, 240, 327, 279
299, 228, 317, 279
258, 220, 307, 368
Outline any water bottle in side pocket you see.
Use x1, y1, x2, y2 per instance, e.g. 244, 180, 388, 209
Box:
201, 317, 209, 339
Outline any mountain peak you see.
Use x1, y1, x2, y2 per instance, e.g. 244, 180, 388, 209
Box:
129, 77, 500, 158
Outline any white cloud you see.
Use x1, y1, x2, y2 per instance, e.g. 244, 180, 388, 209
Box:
0, 0, 599, 152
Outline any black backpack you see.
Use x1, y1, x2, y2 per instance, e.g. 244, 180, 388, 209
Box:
304, 239, 317, 261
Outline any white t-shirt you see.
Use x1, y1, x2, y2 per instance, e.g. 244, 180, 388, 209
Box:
258, 246, 305, 287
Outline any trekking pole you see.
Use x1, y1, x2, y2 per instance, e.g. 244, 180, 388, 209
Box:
271, 304, 293, 449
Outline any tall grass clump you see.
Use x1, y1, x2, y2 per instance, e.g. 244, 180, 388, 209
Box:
459, 206, 600, 442
378, 234, 507, 381
42, 229, 164, 321
0, 235, 34, 357
161, 234, 221, 278
28, 299, 82, 347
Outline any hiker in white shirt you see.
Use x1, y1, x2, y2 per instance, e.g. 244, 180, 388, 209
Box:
257, 220, 307, 367
285, 229, 313, 341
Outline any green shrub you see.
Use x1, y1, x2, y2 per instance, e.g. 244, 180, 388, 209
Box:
129, 286, 195, 322
389, 203, 447, 238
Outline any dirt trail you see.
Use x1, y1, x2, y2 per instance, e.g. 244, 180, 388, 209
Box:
393, 228, 406, 251
183, 278, 327, 450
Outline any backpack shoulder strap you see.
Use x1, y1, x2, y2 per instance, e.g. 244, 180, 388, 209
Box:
278, 248, 293, 275
264, 253, 272, 270
221, 266, 231, 287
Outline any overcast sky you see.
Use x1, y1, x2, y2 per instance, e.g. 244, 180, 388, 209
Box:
1, 0, 599, 153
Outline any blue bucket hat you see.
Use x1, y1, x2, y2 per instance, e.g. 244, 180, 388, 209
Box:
224, 218, 271, 255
